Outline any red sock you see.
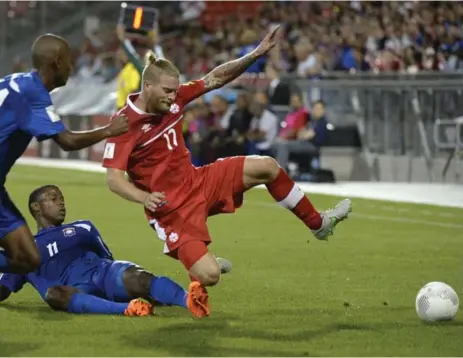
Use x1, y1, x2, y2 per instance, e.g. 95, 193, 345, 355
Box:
266, 168, 322, 230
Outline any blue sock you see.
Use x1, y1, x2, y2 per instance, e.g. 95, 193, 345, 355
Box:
68, 293, 129, 315
149, 276, 187, 308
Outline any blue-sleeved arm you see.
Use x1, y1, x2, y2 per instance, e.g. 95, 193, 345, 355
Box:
0, 273, 27, 293
9, 73, 67, 141
19, 105, 67, 141
88, 222, 114, 260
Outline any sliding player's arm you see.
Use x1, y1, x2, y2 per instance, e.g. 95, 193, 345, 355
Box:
102, 134, 165, 212
0, 273, 27, 302
201, 25, 280, 93
106, 169, 165, 212
177, 26, 280, 105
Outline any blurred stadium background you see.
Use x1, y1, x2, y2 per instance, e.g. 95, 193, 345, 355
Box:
2, 0, 463, 184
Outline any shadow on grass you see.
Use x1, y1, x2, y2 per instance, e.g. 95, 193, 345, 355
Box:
122, 303, 463, 356
0, 302, 72, 322
0, 341, 42, 356
121, 317, 373, 357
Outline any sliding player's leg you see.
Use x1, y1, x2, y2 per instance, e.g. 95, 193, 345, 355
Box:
104, 261, 209, 318
0, 189, 40, 273
241, 155, 352, 240
44, 285, 150, 316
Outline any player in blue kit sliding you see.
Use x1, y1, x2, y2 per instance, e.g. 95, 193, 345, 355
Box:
0, 185, 209, 317
0, 33, 128, 275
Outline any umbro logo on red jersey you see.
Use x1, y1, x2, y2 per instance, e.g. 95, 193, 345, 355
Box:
141, 124, 152, 132
170, 103, 180, 114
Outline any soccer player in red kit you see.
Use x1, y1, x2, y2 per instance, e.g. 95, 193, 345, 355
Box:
102, 26, 351, 317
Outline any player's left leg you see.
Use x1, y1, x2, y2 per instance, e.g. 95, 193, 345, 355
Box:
44, 285, 151, 316
105, 262, 209, 318
242, 155, 352, 240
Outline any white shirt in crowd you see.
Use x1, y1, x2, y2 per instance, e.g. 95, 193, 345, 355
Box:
250, 109, 279, 151
297, 54, 318, 78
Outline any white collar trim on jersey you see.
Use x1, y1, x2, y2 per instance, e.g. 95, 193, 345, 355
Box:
127, 93, 150, 115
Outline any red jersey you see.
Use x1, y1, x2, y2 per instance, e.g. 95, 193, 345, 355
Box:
102, 79, 206, 217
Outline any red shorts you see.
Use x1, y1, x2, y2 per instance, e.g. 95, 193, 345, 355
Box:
149, 156, 246, 268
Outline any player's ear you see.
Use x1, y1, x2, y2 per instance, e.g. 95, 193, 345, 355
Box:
30, 202, 40, 216
143, 80, 151, 90
50, 56, 61, 73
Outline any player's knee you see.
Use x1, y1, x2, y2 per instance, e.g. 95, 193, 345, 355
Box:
45, 286, 78, 311
196, 266, 221, 287
245, 156, 280, 183
122, 267, 153, 297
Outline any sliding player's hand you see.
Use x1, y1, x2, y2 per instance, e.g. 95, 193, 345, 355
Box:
106, 115, 129, 137
144, 192, 167, 212
254, 24, 281, 57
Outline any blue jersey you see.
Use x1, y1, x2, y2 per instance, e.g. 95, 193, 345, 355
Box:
0, 71, 66, 187
0, 220, 116, 299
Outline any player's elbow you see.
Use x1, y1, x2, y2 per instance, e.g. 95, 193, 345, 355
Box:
53, 131, 75, 151
106, 174, 121, 194
106, 169, 125, 194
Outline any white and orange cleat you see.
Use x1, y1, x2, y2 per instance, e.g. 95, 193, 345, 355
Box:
186, 282, 210, 318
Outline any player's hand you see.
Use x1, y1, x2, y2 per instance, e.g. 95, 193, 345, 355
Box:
254, 25, 281, 57
106, 115, 129, 137
144, 192, 167, 212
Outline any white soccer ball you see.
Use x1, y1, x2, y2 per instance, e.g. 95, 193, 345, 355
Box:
415, 281, 459, 322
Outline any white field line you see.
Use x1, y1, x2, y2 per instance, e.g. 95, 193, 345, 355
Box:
14, 157, 463, 225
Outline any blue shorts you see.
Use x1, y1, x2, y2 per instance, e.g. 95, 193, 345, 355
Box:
0, 188, 25, 239
67, 259, 138, 302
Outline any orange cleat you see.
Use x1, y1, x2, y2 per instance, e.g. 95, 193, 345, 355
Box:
124, 299, 154, 317
186, 281, 210, 318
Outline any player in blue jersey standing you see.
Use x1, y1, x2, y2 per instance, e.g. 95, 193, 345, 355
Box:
0, 185, 210, 317
0, 33, 128, 275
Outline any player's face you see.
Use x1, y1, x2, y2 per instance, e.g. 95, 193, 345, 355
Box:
145, 74, 179, 114
38, 188, 66, 225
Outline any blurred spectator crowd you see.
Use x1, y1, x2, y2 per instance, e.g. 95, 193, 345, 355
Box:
182, 89, 329, 175
9, 1, 463, 79
6, 1, 463, 177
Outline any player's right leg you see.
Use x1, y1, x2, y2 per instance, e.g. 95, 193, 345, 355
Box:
0, 190, 41, 273
241, 156, 352, 240
109, 263, 210, 318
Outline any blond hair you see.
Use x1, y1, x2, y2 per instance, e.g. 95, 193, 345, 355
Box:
142, 51, 179, 82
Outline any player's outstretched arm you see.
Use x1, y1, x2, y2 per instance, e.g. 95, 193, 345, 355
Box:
106, 168, 166, 212
201, 25, 280, 92
53, 115, 129, 151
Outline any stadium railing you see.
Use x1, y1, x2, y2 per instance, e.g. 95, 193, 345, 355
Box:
21, 72, 463, 184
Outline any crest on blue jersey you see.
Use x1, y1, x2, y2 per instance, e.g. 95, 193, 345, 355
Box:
63, 227, 76, 237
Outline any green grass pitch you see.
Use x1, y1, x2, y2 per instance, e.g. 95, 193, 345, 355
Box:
1, 165, 463, 356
